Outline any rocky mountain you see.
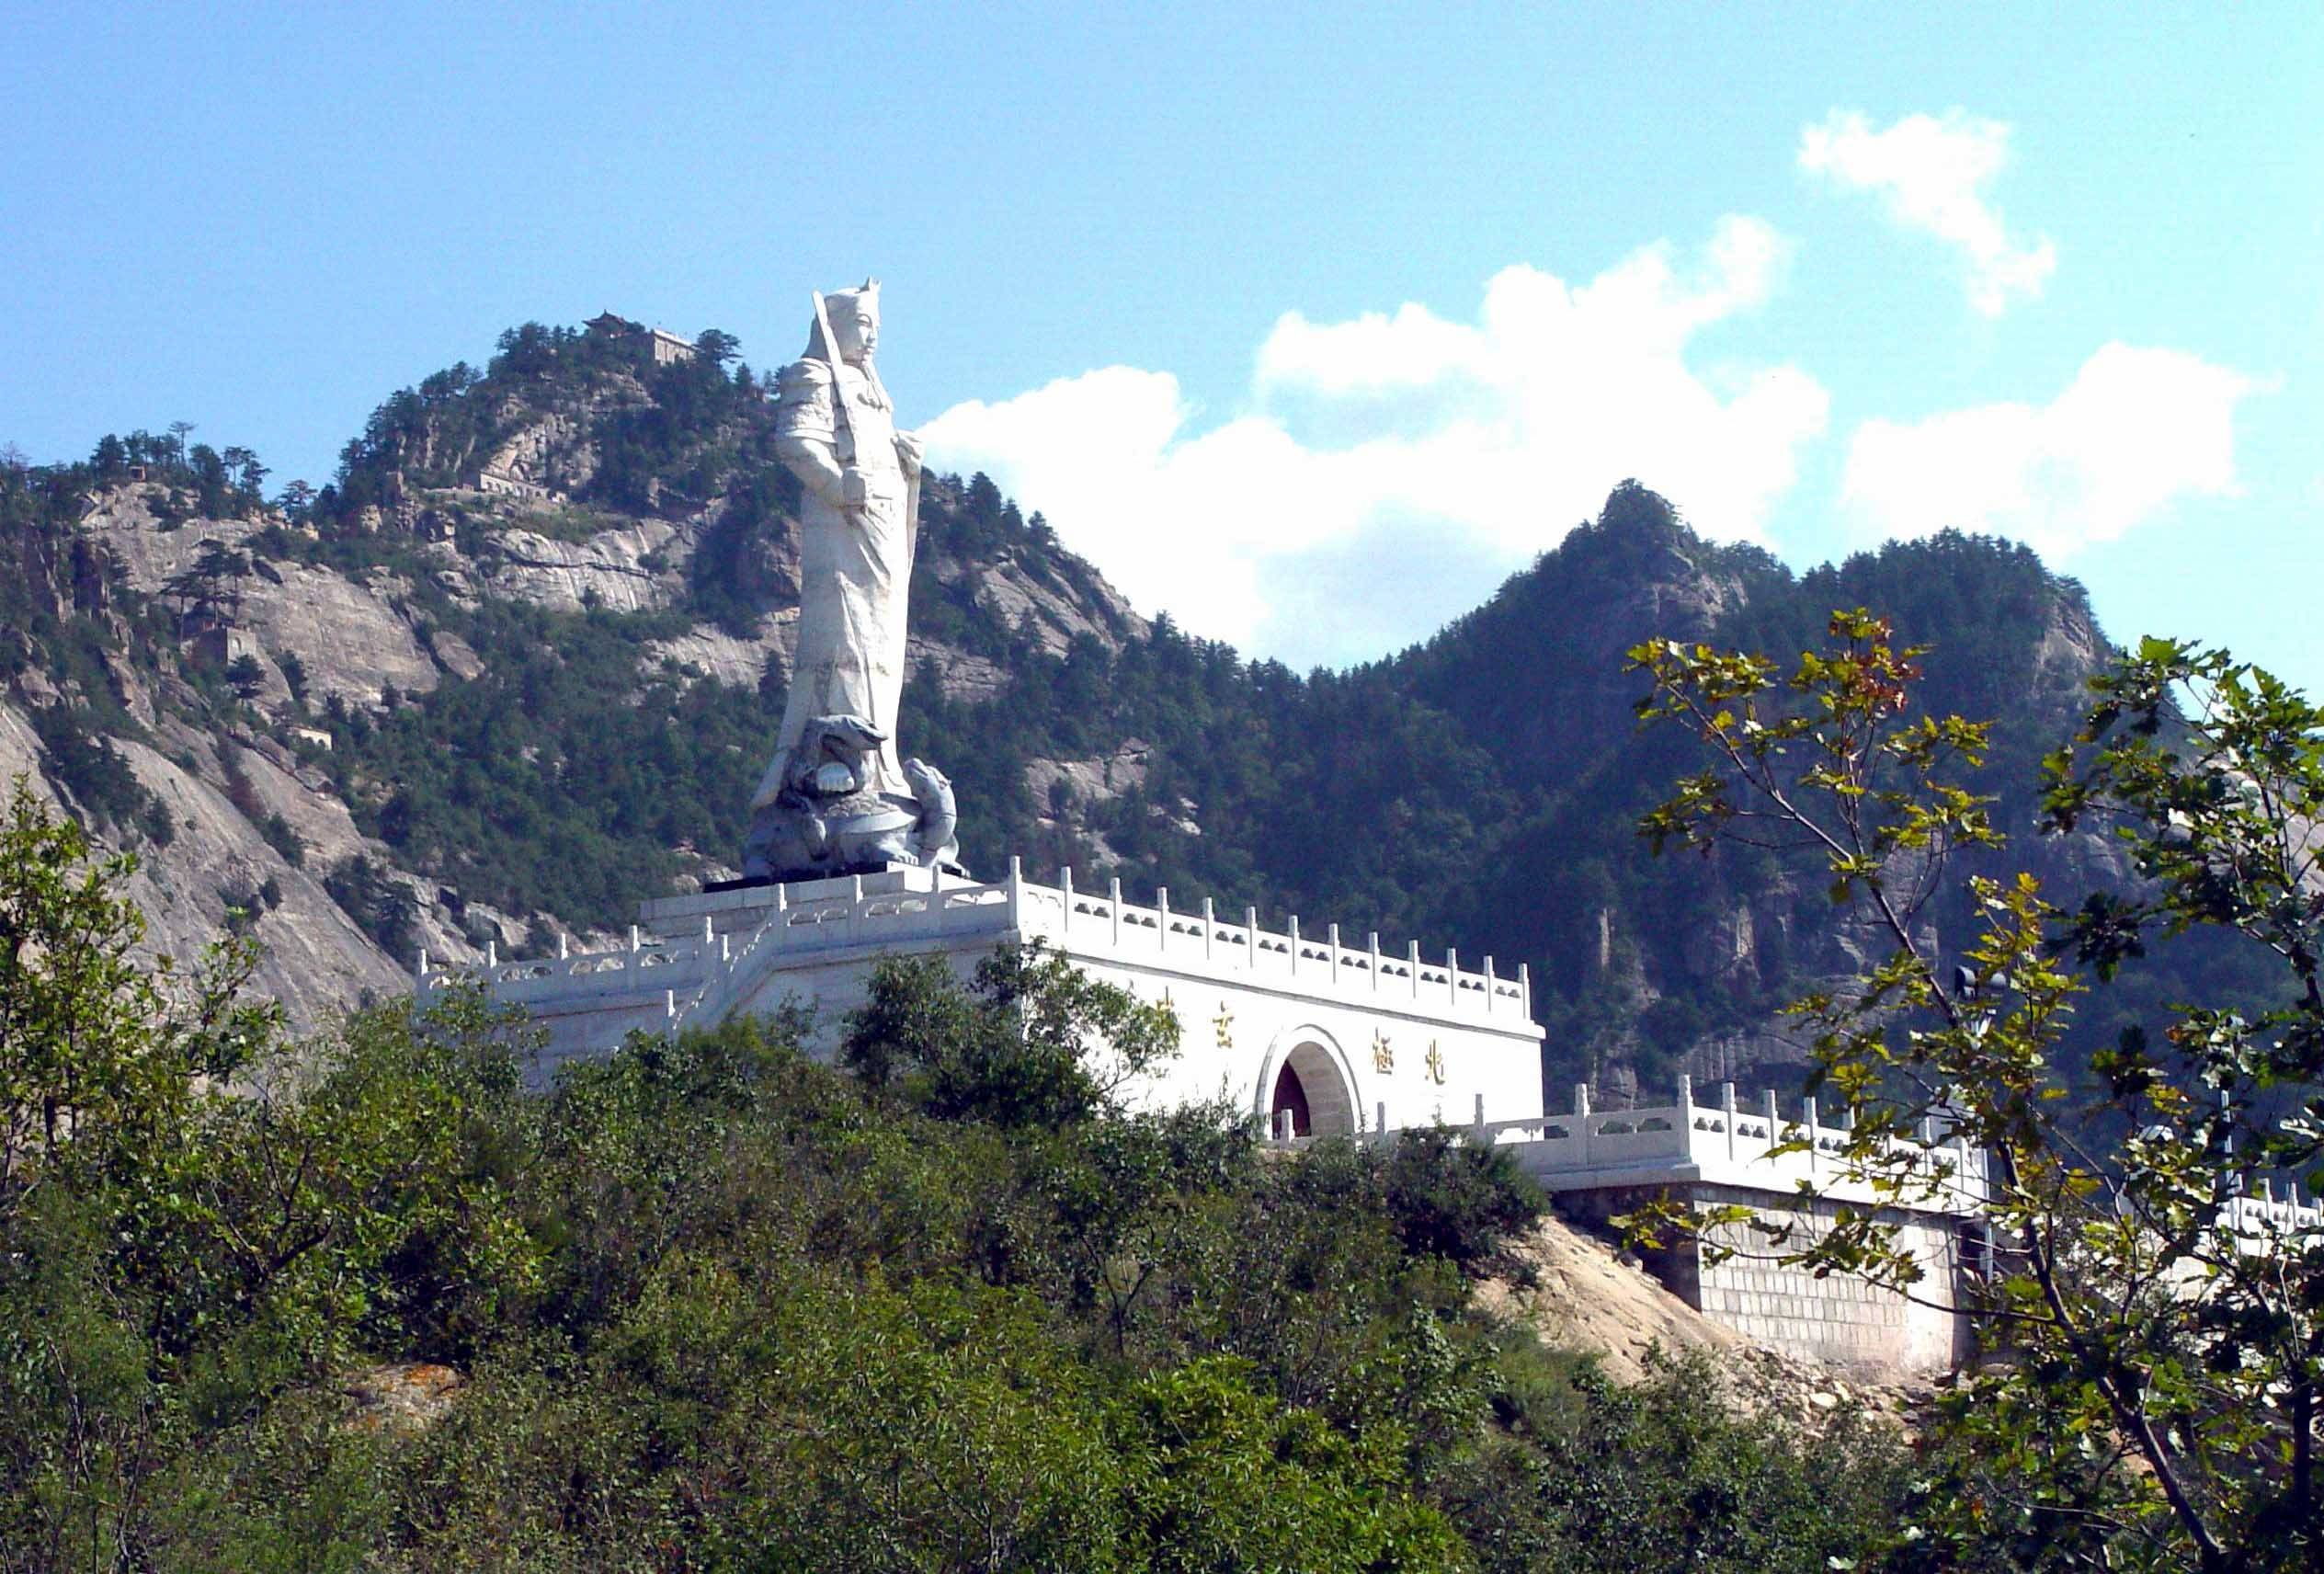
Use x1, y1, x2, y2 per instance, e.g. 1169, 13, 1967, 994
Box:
0, 320, 1141, 1023
3, 314, 2227, 1095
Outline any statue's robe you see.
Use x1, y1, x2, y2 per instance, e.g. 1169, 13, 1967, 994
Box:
753, 354, 915, 810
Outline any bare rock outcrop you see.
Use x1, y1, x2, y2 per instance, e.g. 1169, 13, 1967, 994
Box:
0, 700, 407, 1028
483, 519, 690, 614
646, 613, 794, 691
86, 489, 439, 706
963, 561, 1144, 657
341, 1363, 465, 1434
1024, 739, 1153, 813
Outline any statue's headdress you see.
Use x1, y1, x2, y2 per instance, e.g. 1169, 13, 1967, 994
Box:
805, 278, 889, 408
806, 278, 879, 361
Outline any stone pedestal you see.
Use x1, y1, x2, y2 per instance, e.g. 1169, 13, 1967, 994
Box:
418, 861, 1547, 1137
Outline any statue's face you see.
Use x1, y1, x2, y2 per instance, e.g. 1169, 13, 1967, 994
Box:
831, 296, 879, 364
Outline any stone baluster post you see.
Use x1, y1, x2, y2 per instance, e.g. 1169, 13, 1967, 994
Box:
487, 940, 498, 968
1722, 1082, 1737, 1159
1368, 931, 1381, 994
1202, 897, 1214, 961
1760, 1089, 1778, 1146
1061, 865, 1075, 936
1803, 1096, 1819, 1174
1484, 955, 1497, 1016
1156, 886, 1170, 952
1446, 947, 1459, 1008
1408, 940, 1421, 998
1111, 877, 1123, 946
558, 932, 569, 960
1288, 916, 1301, 977
1327, 923, 1340, 986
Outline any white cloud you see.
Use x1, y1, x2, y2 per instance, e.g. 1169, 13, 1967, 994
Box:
919, 218, 1828, 660
1840, 343, 2260, 558
1800, 108, 2056, 315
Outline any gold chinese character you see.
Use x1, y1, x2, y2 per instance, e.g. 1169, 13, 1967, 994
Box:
1371, 1029, 1394, 1074
1424, 1040, 1447, 1085
1213, 1001, 1234, 1050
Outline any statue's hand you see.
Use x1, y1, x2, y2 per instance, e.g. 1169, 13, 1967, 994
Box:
838, 467, 870, 511
893, 429, 925, 478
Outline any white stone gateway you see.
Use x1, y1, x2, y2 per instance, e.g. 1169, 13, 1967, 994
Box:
419, 862, 1548, 1138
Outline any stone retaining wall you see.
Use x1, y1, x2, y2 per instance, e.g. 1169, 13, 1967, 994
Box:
1557, 1185, 1973, 1374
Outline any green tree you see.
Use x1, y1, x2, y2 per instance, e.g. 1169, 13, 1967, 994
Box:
1630, 614, 2324, 1570
225, 651, 267, 699
0, 780, 272, 1217
220, 444, 268, 504
843, 941, 1179, 1129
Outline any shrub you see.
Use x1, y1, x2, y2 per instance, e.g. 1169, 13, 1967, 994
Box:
1380, 1123, 1546, 1272
28, 702, 173, 846
323, 854, 418, 964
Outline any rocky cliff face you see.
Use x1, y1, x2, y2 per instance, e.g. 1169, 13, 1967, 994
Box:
0, 700, 409, 1024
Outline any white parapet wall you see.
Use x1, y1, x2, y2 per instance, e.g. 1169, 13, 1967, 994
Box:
2218, 1182, 2324, 1244
415, 861, 1548, 1136
1485, 1076, 1991, 1216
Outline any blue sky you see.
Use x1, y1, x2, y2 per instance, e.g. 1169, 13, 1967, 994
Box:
3, 3, 2317, 690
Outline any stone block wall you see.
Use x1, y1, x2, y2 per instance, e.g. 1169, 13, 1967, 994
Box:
1558, 1183, 1972, 1374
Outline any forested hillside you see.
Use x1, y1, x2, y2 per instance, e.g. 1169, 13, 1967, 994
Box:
0, 313, 2251, 1096
0, 788, 1925, 1569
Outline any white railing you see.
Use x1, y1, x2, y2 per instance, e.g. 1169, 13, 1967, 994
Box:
1463, 1079, 2323, 1242
1254, 1074, 1989, 1217
1039, 864, 1530, 1021
414, 859, 1532, 1030
2218, 1182, 2324, 1242
1487, 1075, 1989, 1213
419, 929, 714, 1004
416, 878, 1013, 1019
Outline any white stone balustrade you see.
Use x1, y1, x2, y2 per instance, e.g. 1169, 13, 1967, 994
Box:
1481, 1076, 1989, 1216
416, 860, 1531, 1028
2218, 1180, 2324, 1243
1255, 1073, 1992, 1221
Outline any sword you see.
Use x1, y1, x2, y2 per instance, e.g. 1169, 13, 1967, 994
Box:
810, 289, 844, 376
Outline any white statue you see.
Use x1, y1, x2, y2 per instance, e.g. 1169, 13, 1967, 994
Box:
743, 281, 962, 881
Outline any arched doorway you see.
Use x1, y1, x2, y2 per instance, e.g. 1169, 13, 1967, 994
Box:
1259, 1032, 1357, 1137
1270, 1061, 1314, 1136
